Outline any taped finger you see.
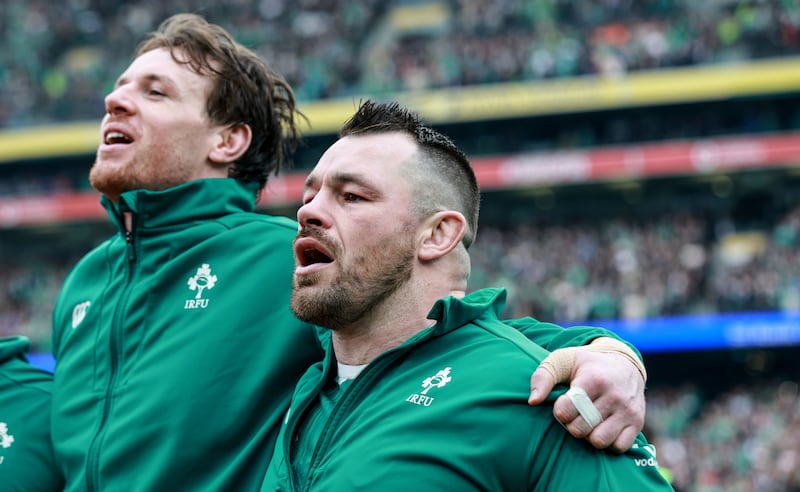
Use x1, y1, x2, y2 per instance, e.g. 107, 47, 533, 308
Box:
538, 347, 577, 384
566, 386, 603, 429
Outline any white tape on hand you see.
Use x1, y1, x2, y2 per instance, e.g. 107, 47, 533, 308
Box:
565, 387, 603, 429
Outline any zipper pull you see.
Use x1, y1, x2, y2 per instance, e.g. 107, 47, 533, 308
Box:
125, 230, 136, 261
123, 211, 136, 262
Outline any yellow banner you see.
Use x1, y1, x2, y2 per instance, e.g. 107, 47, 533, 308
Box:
3, 57, 800, 162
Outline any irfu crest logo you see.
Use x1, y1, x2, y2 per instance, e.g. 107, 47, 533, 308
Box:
185, 264, 217, 309
0, 422, 14, 449
406, 367, 452, 407
0, 422, 12, 466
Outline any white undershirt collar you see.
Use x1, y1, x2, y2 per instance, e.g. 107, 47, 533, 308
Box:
336, 361, 368, 385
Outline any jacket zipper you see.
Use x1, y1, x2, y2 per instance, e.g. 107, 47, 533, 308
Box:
296, 345, 414, 492
283, 372, 327, 492
85, 214, 137, 491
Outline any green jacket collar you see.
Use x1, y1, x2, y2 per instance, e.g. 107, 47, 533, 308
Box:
424, 288, 508, 338
315, 288, 508, 386
320, 288, 508, 358
101, 178, 260, 231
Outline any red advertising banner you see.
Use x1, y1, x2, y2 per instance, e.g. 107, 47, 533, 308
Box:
4, 132, 800, 227
0, 193, 105, 227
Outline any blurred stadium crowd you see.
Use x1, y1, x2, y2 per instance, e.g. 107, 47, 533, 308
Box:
2, 0, 800, 127
648, 378, 800, 491
470, 204, 800, 322
3, 1, 800, 491
4, 203, 799, 351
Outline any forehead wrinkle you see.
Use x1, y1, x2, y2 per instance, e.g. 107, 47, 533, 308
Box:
331, 171, 375, 190
305, 133, 414, 196
303, 168, 383, 199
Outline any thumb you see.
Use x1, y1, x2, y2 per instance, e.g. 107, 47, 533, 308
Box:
528, 366, 555, 405
528, 347, 577, 405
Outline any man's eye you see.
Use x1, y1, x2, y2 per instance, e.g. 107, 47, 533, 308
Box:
148, 89, 165, 96
343, 192, 362, 202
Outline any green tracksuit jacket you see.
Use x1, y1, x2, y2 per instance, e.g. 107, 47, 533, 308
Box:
263, 289, 673, 492
50, 179, 323, 492
0, 336, 64, 491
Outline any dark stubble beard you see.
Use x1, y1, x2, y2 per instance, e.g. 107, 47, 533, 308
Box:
290, 230, 416, 332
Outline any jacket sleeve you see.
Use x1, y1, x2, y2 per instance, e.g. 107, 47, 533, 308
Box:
529, 430, 674, 491
503, 317, 643, 363
0, 338, 65, 491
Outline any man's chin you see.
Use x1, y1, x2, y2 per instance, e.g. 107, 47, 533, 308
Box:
289, 293, 324, 326
89, 166, 134, 201
88, 177, 124, 202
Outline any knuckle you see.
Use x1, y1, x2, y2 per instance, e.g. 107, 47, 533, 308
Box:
609, 428, 636, 453
567, 421, 590, 438
576, 374, 605, 392
588, 432, 611, 449
552, 399, 575, 422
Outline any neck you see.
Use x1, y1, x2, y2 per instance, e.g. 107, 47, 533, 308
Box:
332, 281, 465, 365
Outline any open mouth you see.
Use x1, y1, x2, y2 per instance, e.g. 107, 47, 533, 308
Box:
104, 130, 133, 145
299, 248, 333, 266
294, 236, 334, 267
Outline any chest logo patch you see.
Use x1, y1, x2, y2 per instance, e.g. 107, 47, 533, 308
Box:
405, 367, 452, 407
72, 301, 91, 328
0, 423, 14, 449
185, 263, 217, 310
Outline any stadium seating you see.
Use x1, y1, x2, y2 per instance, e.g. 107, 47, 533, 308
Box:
2, 0, 799, 127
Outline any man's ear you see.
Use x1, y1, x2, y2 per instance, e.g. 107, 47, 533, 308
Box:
418, 211, 467, 261
209, 123, 252, 164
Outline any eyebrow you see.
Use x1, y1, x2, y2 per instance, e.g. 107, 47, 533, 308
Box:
115, 73, 177, 91
304, 171, 381, 198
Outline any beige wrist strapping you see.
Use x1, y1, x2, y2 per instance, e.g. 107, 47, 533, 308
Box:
538, 336, 647, 384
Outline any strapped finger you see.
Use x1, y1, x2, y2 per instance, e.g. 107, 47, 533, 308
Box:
566, 386, 603, 429
538, 347, 577, 384
552, 394, 581, 426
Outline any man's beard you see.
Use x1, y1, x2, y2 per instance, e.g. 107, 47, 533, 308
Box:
89, 146, 191, 200
89, 157, 131, 201
291, 232, 415, 332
